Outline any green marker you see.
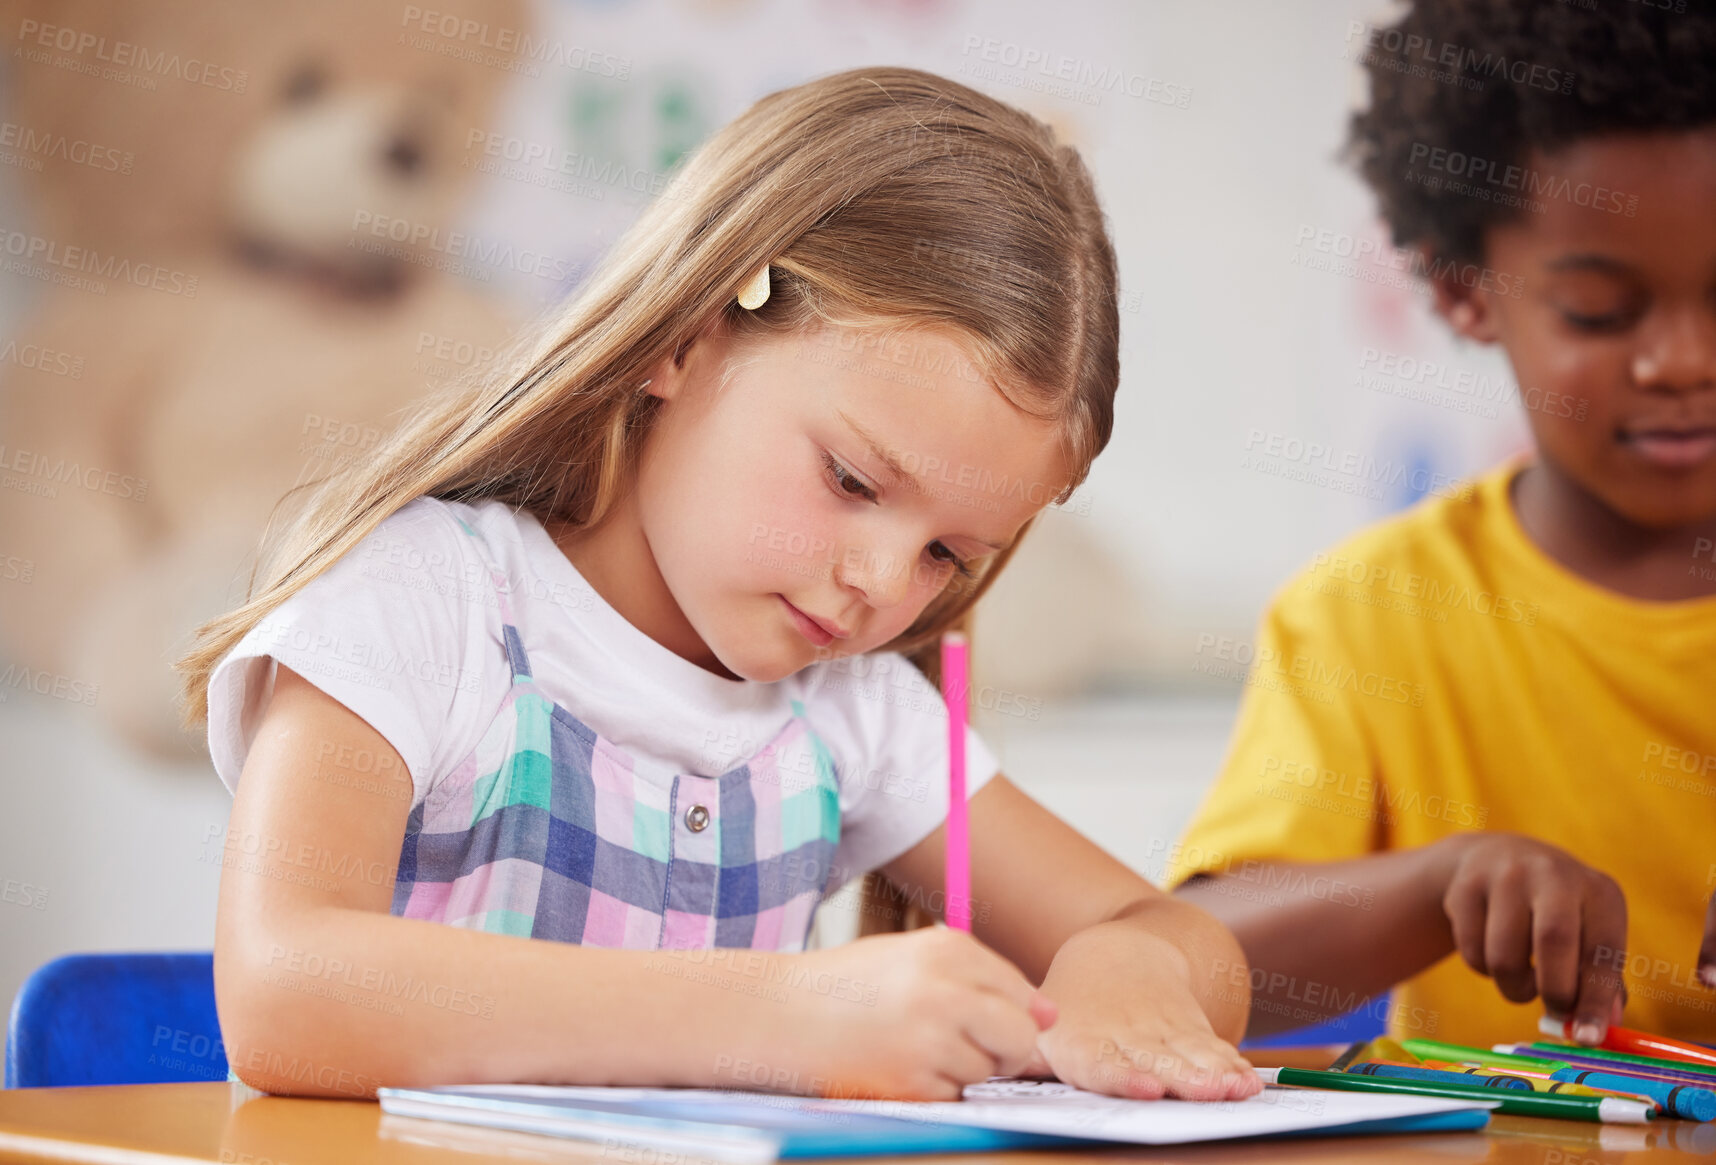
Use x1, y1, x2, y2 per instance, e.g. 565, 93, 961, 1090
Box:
1256, 1066, 1653, 1124
1401, 1039, 1570, 1073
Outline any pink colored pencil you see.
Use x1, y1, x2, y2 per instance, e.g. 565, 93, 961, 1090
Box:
941, 631, 971, 931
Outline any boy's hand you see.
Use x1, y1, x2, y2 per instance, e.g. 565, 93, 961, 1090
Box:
1024, 925, 1260, 1102
772, 927, 1056, 1101
1698, 889, 1716, 991
1439, 832, 1628, 1042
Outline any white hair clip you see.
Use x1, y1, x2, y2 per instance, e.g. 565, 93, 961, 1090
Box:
736, 262, 771, 310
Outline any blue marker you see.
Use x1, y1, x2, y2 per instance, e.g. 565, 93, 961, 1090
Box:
1552, 1069, 1716, 1123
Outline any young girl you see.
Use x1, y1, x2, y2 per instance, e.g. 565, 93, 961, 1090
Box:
178, 66, 1259, 1104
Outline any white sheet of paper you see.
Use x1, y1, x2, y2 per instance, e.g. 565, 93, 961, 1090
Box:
434, 1078, 1495, 1145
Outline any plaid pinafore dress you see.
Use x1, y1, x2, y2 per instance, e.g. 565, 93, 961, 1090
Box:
388, 515, 843, 951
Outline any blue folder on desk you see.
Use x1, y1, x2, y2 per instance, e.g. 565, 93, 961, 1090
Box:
378, 1080, 1491, 1161
384, 1088, 1087, 1159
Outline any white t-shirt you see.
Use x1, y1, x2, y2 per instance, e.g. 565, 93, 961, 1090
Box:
206, 496, 1001, 883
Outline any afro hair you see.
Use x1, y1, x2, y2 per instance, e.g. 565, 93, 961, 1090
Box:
1346, 0, 1716, 264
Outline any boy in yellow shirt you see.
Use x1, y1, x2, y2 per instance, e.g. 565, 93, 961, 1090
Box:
1169, 0, 1716, 1049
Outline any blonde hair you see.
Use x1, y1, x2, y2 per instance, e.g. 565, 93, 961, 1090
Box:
175, 65, 1120, 726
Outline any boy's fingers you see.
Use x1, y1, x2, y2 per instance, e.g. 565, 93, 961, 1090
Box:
1572, 967, 1625, 1046
1698, 890, 1716, 989
1483, 888, 1536, 1003
1444, 878, 1490, 974
1572, 893, 1629, 1043
1532, 885, 1584, 1014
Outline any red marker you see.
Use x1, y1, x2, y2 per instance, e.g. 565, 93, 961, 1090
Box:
1541, 1015, 1716, 1070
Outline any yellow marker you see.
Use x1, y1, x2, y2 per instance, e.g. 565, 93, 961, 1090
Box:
1366, 1037, 1419, 1064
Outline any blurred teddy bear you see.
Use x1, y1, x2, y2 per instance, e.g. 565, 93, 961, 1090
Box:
0, 0, 529, 759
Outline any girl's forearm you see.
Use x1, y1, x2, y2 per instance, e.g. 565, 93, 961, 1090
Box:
1170, 839, 1469, 1036
218, 903, 794, 1097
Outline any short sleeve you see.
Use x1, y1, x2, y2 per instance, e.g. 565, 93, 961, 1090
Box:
807, 652, 1001, 884
205, 498, 493, 809
1165, 579, 1382, 888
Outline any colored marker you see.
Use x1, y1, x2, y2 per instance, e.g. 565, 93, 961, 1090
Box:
1498, 1046, 1716, 1097
1413, 1060, 1653, 1105
1330, 1037, 1415, 1073
1402, 1039, 1569, 1073
1503, 1048, 1716, 1092
941, 632, 970, 932
1545, 1069, 1716, 1122
1523, 1040, 1716, 1080
1327, 1041, 1367, 1072
1508, 1044, 1716, 1083
1516, 1056, 1716, 1104
1347, 1061, 1532, 1090
1255, 1066, 1651, 1123
1365, 1036, 1419, 1064
1541, 1015, 1716, 1071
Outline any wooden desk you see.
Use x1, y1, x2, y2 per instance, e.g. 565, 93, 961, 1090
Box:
3, 1050, 1715, 1164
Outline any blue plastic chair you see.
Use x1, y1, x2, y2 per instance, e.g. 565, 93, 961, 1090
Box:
5, 952, 227, 1088
1240, 995, 1389, 1051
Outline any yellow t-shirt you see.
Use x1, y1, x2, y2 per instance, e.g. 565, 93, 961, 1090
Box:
1168, 457, 1716, 1048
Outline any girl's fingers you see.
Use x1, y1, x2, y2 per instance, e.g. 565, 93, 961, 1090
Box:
1148, 1050, 1232, 1101
1056, 1027, 1261, 1102
949, 931, 1057, 1027
1164, 1031, 1261, 1100
957, 989, 1049, 1078
1094, 1038, 1229, 1102
1168, 1065, 1261, 1101
937, 1032, 1002, 1092
1077, 1039, 1178, 1099
1103, 1064, 1169, 1100
1216, 1045, 1261, 1088
1018, 1042, 1054, 1080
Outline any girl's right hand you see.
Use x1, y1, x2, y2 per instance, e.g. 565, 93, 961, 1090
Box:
1438, 831, 1629, 1042
763, 926, 1057, 1101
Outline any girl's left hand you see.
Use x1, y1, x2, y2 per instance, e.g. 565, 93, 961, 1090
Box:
1018, 928, 1262, 1101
